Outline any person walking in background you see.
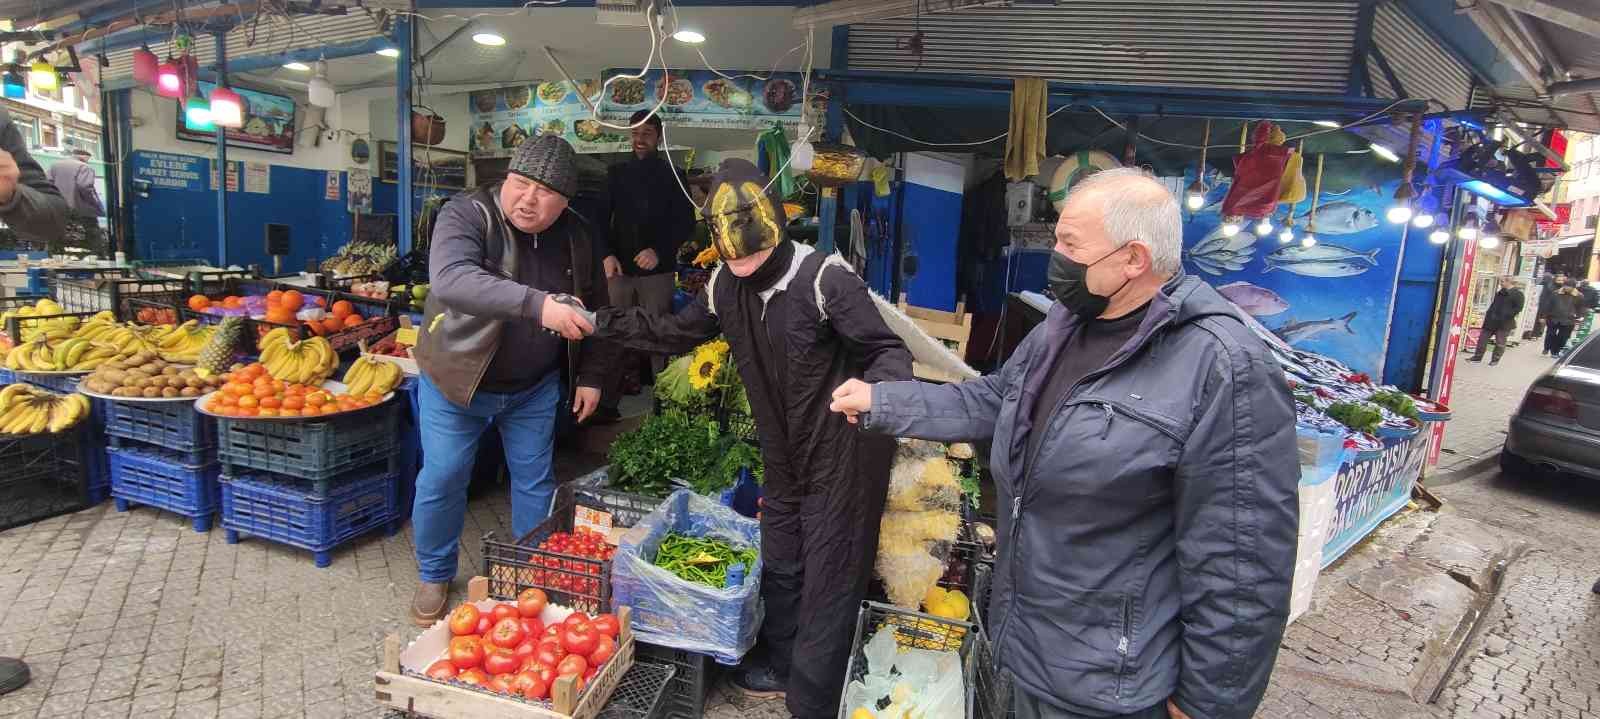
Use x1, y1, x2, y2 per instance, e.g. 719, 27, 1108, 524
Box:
1469, 276, 1524, 366
1543, 279, 1582, 357
0, 106, 67, 699
1533, 270, 1566, 340
45, 147, 103, 255
1580, 279, 1599, 313
595, 110, 696, 424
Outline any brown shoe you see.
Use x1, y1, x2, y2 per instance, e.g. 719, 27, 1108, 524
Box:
410, 581, 449, 626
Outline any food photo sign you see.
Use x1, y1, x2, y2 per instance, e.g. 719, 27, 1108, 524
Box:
467, 79, 631, 157
595, 68, 818, 130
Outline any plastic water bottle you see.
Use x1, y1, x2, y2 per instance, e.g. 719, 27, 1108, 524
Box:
725, 562, 746, 588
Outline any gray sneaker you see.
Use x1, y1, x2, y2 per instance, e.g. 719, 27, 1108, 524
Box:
410, 581, 449, 627
0, 657, 29, 696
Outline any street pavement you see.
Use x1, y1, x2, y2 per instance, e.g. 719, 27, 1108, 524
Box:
1434, 336, 1554, 478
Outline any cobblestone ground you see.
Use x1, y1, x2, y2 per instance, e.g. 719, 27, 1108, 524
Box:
1436, 339, 1554, 475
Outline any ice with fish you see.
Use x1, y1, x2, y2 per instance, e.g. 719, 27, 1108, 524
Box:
1274, 311, 1357, 346
1185, 225, 1258, 276
1295, 201, 1378, 235
1263, 244, 1380, 278
1216, 281, 1289, 317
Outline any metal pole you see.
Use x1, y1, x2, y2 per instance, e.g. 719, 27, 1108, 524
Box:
215, 33, 229, 266
395, 14, 414, 256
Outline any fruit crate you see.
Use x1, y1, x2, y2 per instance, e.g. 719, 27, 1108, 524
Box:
218, 402, 398, 484
104, 399, 217, 463
2, 308, 105, 346
107, 444, 222, 533
0, 429, 88, 532
220, 464, 400, 567
634, 642, 712, 719
282, 285, 402, 355
971, 614, 1013, 719
483, 484, 661, 615
47, 270, 185, 317
837, 601, 978, 719
595, 661, 675, 719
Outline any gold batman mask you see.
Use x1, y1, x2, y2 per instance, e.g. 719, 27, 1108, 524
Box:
704, 159, 787, 260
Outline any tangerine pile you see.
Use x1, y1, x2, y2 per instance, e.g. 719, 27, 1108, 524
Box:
201, 362, 384, 418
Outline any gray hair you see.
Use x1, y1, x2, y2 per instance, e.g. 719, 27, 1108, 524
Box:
1064, 167, 1183, 276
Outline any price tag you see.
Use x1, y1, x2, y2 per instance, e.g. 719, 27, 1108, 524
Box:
394, 327, 419, 346
574, 505, 614, 543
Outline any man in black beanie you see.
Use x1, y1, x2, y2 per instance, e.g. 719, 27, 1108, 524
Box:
408, 133, 617, 624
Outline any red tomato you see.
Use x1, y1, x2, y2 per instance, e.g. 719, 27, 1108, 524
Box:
590, 614, 620, 639
563, 612, 591, 627
475, 615, 494, 635
425, 660, 458, 680
491, 604, 519, 624
513, 639, 540, 663
511, 671, 549, 700
533, 662, 559, 688
448, 604, 481, 636
560, 621, 598, 657
588, 635, 616, 667
535, 640, 565, 667
449, 636, 485, 671
557, 654, 588, 678
486, 674, 515, 695
483, 646, 521, 676
583, 666, 598, 683
456, 668, 489, 686
489, 617, 526, 649
519, 617, 544, 640
543, 624, 562, 641
517, 588, 549, 618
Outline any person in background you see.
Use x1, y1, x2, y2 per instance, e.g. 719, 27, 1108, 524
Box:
1580, 279, 1599, 313
1543, 278, 1582, 358
1469, 276, 1524, 366
591, 159, 912, 719
595, 110, 696, 424
407, 135, 617, 625
46, 147, 104, 255
0, 106, 67, 699
1533, 270, 1567, 339
830, 168, 1299, 719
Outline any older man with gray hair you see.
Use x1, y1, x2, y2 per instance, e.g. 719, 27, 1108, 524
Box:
830, 168, 1299, 719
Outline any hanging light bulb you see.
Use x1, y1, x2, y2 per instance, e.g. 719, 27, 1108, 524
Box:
132, 46, 159, 86
1187, 120, 1212, 212
1300, 233, 1318, 248
1428, 228, 1450, 244
1184, 180, 1205, 211
1386, 183, 1415, 224
1479, 235, 1500, 249
28, 59, 55, 93
1220, 217, 1241, 237
209, 85, 244, 128
790, 140, 815, 173
1411, 212, 1436, 229
672, 29, 706, 44
307, 59, 334, 108
184, 96, 214, 131
1278, 225, 1295, 244
1456, 214, 1480, 241
156, 60, 182, 98
1255, 217, 1274, 236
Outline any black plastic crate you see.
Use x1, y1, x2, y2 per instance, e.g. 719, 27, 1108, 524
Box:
279, 285, 402, 354
483, 484, 660, 614
635, 642, 713, 719
125, 297, 179, 326
2, 309, 104, 345
220, 464, 400, 567
104, 400, 216, 463
0, 429, 88, 532
972, 617, 1013, 719
47, 271, 184, 317
838, 601, 978, 719
596, 661, 676, 719
218, 403, 398, 483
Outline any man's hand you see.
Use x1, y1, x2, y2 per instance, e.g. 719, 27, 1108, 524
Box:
542, 295, 595, 340
603, 255, 622, 279
572, 386, 600, 422
634, 248, 659, 272
1166, 699, 1191, 719
0, 149, 20, 205
829, 379, 874, 425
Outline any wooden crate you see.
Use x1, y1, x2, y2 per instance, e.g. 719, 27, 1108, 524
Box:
374, 577, 636, 719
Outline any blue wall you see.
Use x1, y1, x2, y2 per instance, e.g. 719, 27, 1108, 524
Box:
129, 150, 348, 271
1381, 225, 1448, 390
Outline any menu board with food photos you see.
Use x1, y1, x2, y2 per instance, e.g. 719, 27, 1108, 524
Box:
466, 70, 822, 157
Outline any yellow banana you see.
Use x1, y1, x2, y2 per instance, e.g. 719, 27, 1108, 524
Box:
0, 384, 27, 413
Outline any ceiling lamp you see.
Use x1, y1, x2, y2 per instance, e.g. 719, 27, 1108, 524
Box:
1456, 213, 1480, 241
1278, 225, 1295, 244
307, 59, 334, 108
209, 85, 245, 128
131, 46, 159, 86
1370, 143, 1400, 162
1479, 234, 1500, 249
1411, 210, 1436, 229
1300, 233, 1318, 248
376, 47, 400, 58
1428, 228, 1450, 244
672, 29, 706, 44
472, 32, 506, 46
1386, 183, 1415, 224
28, 59, 55, 93
1254, 217, 1274, 236
184, 96, 214, 131
1186, 119, 1211, 211
156, 60, 182, 98
1313, 120, 1341, 129
283, 61, 310, 72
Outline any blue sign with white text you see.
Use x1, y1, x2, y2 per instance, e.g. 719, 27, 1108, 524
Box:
132, 151, 207, 192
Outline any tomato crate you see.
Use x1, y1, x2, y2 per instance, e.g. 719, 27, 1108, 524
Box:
634, 642, 712, 719
218, 402, 398, 482
837, 601, 979, 719
376, 577, 636, 719
107, 445, 222, 533
0, 429, 88, 532
483, 485, 661, 615
104, 399, 216, 463
220, 464, 400, 568
281, 285, 402, 355
47, 271, 185, 317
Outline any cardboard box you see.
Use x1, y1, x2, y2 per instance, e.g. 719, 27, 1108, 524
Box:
375, 577, 635, 719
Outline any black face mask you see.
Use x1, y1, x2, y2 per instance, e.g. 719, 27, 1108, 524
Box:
1048, 246, 1131, 320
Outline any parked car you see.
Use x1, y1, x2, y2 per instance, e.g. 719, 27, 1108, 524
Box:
1503, 331, 1600, 479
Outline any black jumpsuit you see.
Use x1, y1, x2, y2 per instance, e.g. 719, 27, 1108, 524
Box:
596, 242, 912, 719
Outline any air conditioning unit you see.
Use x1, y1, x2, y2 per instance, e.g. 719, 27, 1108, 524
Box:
597, 0, 649, 28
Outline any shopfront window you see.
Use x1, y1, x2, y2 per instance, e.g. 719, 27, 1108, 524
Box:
39, 122, 57, 148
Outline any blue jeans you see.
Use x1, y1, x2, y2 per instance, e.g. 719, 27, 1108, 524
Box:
413, 372, 559, 583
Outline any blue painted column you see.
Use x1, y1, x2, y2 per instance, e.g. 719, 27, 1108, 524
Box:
817, 25, 849, 255
215, 33, 229, 266
395, 16, 414, 255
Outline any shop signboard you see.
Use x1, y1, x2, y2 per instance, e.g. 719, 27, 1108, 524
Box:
596, 69, 817, 131
1320, 429, 1430, 566
1427, 228, 1480, 467
466, 79, 628, 157
131, 151, 206, 192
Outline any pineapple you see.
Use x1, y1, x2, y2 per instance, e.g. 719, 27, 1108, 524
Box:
196, 317, 243, 376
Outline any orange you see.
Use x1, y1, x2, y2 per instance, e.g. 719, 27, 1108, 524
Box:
343, 314, 365, 328
267, 290, 284, 307
221, 394, 239, 407
319, 404, 340, 415
239, 407, 259, 417
306, 321, 326, 337
237, 395, 259, 409
324, 318, 345, 334
279, 408, 300, 417
281, 290, 305, 311
265, 307, 295, 326
223, 296, 243, 309
187, 295, 210, 311
304, 392, 327, 408
257, 408, 279, 418
282, 396, 305, 410
259, 396, 281, 409
330, 300, 355, 319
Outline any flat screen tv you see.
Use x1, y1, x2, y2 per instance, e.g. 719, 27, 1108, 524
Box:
176, 80, 297, 154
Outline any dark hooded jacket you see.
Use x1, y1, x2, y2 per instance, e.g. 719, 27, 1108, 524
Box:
862, 273, 1299, 719
0, 107, 67, 238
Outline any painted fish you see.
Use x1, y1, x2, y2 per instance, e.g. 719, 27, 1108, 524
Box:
1186, 225, 1257, 276
1295, 201, 1378, 235
1274, 311, 1358, 346
1263, 244, 1380, 278
1216, 281, 1289, 317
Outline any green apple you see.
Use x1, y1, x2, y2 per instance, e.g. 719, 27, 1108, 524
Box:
412, 285, 429, 301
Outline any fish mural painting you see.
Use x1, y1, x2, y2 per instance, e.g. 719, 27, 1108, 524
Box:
1176, 154, 1406, 375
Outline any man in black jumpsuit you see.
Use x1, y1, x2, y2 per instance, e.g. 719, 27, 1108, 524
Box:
594, 159, 912, 719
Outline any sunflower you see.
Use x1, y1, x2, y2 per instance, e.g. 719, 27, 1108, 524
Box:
688, 347, 724, 391
693, 245, 721, 268
699, 338, 731, 357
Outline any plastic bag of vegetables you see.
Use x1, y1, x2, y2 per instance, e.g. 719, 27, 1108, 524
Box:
612, 489, 763, 664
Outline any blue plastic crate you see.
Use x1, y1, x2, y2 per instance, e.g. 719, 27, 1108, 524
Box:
4, 370, 84, 394
218, 403, 397, 482
104, 400, 216, 462
220, 466, 399, 568
107, 445, 222, 532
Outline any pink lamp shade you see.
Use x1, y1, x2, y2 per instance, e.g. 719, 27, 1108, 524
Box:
131, 46, 159, 86
156, 61, 182, 98
209, 85, 245, 128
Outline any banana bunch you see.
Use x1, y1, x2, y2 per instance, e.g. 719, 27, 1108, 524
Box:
258, 329, 338, 385
148, 320, 216, 363
74, 320, 160, 358
0, 384, 90, 435
3, 338, 125, 372
341, 356, 403, 397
